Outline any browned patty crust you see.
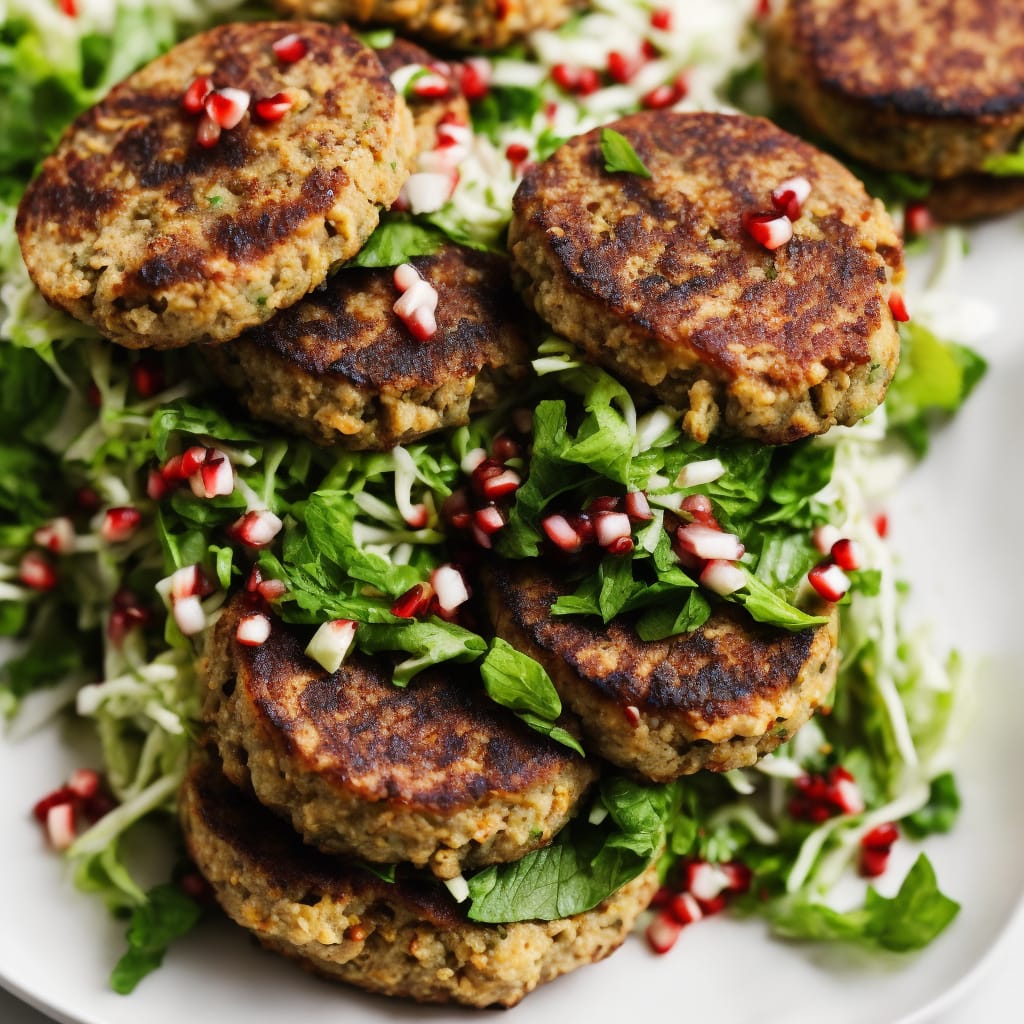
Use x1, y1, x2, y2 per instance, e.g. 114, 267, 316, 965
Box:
204, 244, 533, 449
16, 21, 415, 349
200, 597, 596, 878
927, 173, 1024, 223
270, 0, 580, 51
509, 112, 903, 446
767, 0, 1024, 180
483, 559, 839, 782
181, 751, 659, 1008
375, 37, 470, 153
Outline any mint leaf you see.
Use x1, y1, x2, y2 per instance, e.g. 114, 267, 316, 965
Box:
600, 128, 652, 178
345, 215, 445, 268
902, 772, 961, 839
983, 142, 1024, 177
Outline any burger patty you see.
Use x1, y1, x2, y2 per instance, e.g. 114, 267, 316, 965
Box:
203, 243, 533, 449
766, 0, 1024, 182
482, 559, 839, 782
270, 0, 581, 51
16, 21, 414, 349
181, 750, 659, 1008
199, 596, 597, 879
509, 111, 904, 446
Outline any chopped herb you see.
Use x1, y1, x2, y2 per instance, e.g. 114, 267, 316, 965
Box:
600, 128, 652, 178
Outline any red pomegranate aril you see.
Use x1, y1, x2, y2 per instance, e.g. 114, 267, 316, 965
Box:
131, 355, 164, 397
33, 517, 75, 554
102, 506, 142, 543
874, 511, 889, 538
206, 87, 250, 130
642, 83, 680, 110
720, 862, 752, 893
74, 486, 101, 512
236, 613, 272, 646
195, 114, 221, 148
770, 175, 812, 220
471, 524, 493, 549
696, 894, 728, 916
33, 786, 75, 823
442, 488, 472, 529
685, 861, 731, 902
812, 523, 841, 555
254, 92, 294, 122
607, 536, 635, 556
576, 68, 601, 95
700, 559, 746, 595
491, 435, 522, 463
305, 619, 357, 673
830, 537, 862, 571
676, 522, 744, 561
650, 7, 673, 30
391, 583, 434, 619
904, 201, 934, 236
59, 0, 78, 15
888, 290, 910, 322
541, 514, 582, 553
272, 33, 307, 63
180, 446, 208, 477
587, 495, 621, 515
431, 564, 470, 613
245, 565, 265, 593
197, 452, 234, 498
46, 803, 77, 850
860, 846, 891, 878
412, 72, 451, 98
473, 505, 506, 535
480, 469, 521, 501
623, 704, 642, 728
863, 822, 899, 851
743, 210, 793, 250
649, 885, 674, 910
173, 594, 206, 636
404, 503, 429, 529
623, 490, 653, 521
394, 262, 421, 292
19, 551, 58, 591
505, 142, 530, 165
230, 509, 283, 548
169, 564, 211, 600
642, 39, 660, 60
646, 910, 684, 954
680, 493, 717, 526
551, 63, 580, 91
808, 561, 850, 602
457, 57, 491, 100
258, 578, 287, 602
607, 50, 638, 84
595, 511, 632, 548
182, 75, 214, 114
668, 891, 703, 926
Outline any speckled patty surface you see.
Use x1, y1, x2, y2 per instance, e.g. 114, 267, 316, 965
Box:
509, 112, 903, 446
767, 0, 1024, 179
181, 751, 659, 1008
270, 0, 579, 51
16, 21, 415, 349
483, 559, 839, 782
199, 597, 596, 879
204, 244, 532, 448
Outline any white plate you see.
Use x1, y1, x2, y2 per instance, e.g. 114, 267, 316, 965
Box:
2, 213, 1023, 1024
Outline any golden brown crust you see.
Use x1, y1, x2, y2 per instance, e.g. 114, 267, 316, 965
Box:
483, 559, 839, 782
270, 0, 579, 51
767, 0, 1024, 179
16, 21, 415, 349
509, 112, 903, 446
927, 172, 1024, 222
181, 750, 659, 1008
199, 596, 596, 877
204, 245, 533, 449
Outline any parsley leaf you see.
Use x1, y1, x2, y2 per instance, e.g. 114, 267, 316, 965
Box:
600, 128, 652, 178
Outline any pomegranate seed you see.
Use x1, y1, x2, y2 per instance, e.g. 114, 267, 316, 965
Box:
168, 564, 211, 600
391, 583, 434, 619
473, 506, 506, 535
491, 436, 522, 463
457, 57, 491, 100
696, 894, 728, 915
236, 613, 272, 646
551, 64, 580, 91
888, 290, 910, 322
576, 68, 601, 95
101, 506, 142, 543
595, 512, 632, 548
668, 891, 703, 925
400, 170, 458, 215
863, 822, 899, 850
33, 517, 75, 554
230, 509, 283, 548
442, 488, 472, 529
192, 450, 234, 498
742, 210, 794, 250
470, 459, 505, 496
173, 595, 206, 636
182, 75, 213, 114
700, 559, 746, 595
650, 7, 673, 30
180, 446, 208, 476
505, 142, 530, 165
19, 551, 58, 591
623, 705, 642, 728
396, 297, 440, 342
904, 201, 934, 236
131, 355, 164, 397
623, 490, 652, 521
812, 523, 841, 555
481, 469, 521, 500
607, 50, 639, 84
404, 503, 429, 528
195, 115, 221, 148
471, 524, 493, 549
74, 486, 101, 512
686, 861, 736, 901
258, 578, 287, 602
178, 872, 213, 904
431, 564, 470, 613
770, 175, 812, 221
832, 769, 865, 814
254, 92, 294, 122
607, 535, 635, 555
272, 33, 307, 63
680, 493, 717, 526
59, 0, 77, 15
641, 39, 660, 60
874, 512, 889, 538
860, 846, 891, 878
830, 538, 863, 571
676, 522, 744, 561
808, 562, 850, 602
305, 619, 357, 673
642, 83, 681, 110
46, 803, 77, 850
67, 769, 100, 800
541, 514, 582, 553
719, 862, 752, 893
646, 910, 684, 954
412, 72, 451, 98
676, 458, 725, 488
205, 88, 250, 130
33, 786, 75, 823
755, 0, 772, 17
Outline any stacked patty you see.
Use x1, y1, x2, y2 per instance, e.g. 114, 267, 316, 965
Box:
509, 111, 904, 445
766, 0, 1024, 221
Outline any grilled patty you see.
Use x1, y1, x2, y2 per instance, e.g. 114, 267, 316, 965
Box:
766, 0, 1024, 182
483, 559, 839, 782
203, 243, 533, 449
270, 0, 581, 51
509, 111, 904, 446
181, 750, 659, 1008
199, 596, 596, 879
16, 21, 414, 349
